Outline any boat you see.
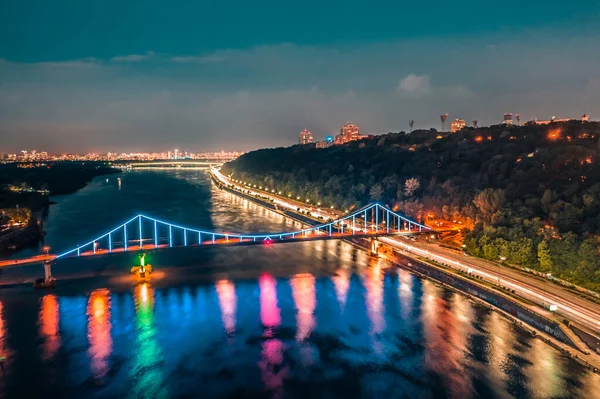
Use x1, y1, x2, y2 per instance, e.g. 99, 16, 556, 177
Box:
131, 253, 153, 279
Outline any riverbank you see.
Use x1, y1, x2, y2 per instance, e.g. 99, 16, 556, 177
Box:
0, 162, 121, 256
210, 169, 600, 373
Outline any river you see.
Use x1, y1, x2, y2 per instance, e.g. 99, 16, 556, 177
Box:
0, 169, 598, 399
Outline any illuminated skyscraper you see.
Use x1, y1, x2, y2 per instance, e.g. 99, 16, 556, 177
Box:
298, 129, 313, 145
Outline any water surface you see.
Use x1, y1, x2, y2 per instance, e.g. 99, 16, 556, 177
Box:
0, 170, 598, 399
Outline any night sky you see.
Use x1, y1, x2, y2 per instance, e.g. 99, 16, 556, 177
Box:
1, 0, 599, 152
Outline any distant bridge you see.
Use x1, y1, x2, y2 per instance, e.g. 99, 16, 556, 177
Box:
127, 161, 222, 168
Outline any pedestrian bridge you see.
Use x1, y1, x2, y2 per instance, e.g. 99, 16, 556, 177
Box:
53, 203, 429, 260
0, 203, 430, 269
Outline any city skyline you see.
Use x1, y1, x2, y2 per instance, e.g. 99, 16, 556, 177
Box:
2, 1, 600, 153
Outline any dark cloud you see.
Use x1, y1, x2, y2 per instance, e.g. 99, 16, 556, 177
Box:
1, 33, 599, 153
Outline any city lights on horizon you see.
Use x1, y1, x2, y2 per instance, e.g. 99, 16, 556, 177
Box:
0, 149, 244, 163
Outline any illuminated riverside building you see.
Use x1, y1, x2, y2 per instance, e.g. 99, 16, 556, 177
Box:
332, 122, 365, 145
450, 118, 466, 133
341, 122, 360, 142
526, 114, 592, 125
316, 135, 334, 148
298, 129, 313, 145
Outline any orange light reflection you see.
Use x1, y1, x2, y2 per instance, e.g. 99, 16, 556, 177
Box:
39, 294, 61, 360
87, 289, 112, 380
216, 280, 237, 335
290, 273, 316, 341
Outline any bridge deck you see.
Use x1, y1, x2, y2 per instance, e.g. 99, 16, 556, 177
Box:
0, 231, 407, 268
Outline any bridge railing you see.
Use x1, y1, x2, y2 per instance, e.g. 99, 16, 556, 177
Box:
55, 203, 429, 259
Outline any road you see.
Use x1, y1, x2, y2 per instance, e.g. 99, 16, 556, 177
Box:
213, 167, 600, 335
380, 236, 600, 334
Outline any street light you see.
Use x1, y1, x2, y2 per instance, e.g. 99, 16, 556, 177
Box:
43, 246, 50, 256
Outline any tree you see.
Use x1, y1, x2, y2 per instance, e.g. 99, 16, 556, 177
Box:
473, 188, 505, 222
369, 183, 383, 202
576, 238, 600, 284
541, 189, 553, 213
537, 240, 552, 272
404, 178, 420, 197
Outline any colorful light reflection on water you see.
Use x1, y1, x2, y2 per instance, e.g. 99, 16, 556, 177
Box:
0, 270, 596, 399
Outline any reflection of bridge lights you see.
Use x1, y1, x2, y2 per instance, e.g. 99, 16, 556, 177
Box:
290, 273, 316, 341
259, 274, 280, 329
87, 289, 112, 380
140, 283, 149, 304
216, 280, 237, 334
39, 294, 61, 360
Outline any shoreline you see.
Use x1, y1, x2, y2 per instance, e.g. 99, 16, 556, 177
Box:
210, 169, 600, 373
0, 167, 121, 257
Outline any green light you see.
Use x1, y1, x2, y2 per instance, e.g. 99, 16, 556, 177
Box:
139, 254, 146, 266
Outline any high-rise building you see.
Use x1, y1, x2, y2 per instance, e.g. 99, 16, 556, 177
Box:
503, 113, 513, 125
298, 129, 313, 145
582, 113, 590, 122
450, 118, 466, 133
340, 122, 360, 142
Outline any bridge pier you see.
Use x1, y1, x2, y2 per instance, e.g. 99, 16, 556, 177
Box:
44, 261, 52, 281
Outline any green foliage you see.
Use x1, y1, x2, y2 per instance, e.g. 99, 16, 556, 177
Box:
537, 240, 552, 272
223, 121, 600, 290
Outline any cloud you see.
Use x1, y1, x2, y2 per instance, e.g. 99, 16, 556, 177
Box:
110, 51, 155, 62
1, 33, 600, 152
170, 54, 227, 63
396, 74, 431, 95
36, 58, 99, 68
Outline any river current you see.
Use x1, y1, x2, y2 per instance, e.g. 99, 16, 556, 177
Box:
0, 169, 598, 399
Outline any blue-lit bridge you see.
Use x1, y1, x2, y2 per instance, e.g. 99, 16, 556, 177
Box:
0, 203, 429, 269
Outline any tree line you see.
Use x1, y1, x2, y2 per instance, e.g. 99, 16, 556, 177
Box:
223, 121, 600, 291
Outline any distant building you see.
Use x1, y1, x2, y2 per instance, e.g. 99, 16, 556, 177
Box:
316, 135, 335, 148
333, 122, 364, 144
450, 118, 466, 133
526, 114, 590, 125
503, 113, 513, 125
341, 122, 360, 142
298, 129, 313, 145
